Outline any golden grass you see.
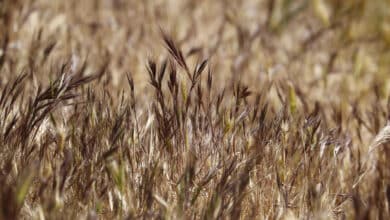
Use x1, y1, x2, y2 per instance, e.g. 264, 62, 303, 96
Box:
1, 0, 390, 219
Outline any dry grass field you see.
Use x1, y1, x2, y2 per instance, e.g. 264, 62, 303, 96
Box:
1, 0, 390, 219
